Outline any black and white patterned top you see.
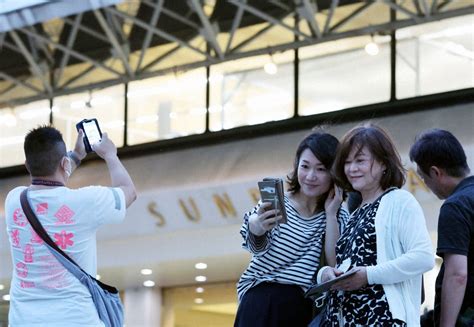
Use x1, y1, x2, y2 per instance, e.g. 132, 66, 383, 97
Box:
237, 195, 349, 301
324, 199, 406, 326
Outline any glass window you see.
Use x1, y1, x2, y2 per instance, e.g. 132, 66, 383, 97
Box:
298, 35, 391, 115
127, 68, 206, 145
396, 15, 474, 99
162, 282, 237, 327
0, 100, 51, 168
209, 51, 294, 131
53, 84, 125, 150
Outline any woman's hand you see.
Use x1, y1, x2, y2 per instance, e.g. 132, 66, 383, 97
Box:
331, 267, 368, 291
321, 267, 344, 283
324, 185, 344, 219
248, 202, 283, 236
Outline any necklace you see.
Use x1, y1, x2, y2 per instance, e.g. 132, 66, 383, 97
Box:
31, 179, 64, 187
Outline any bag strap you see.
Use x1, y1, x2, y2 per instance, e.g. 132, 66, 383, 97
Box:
20, 188, 78, 267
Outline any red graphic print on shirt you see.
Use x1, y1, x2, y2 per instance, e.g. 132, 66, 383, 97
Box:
13, 208, 27, 227
11, 229, 20, 248
20, 280, 35, 289
16, 262, 28, 278
24, 244, 34, 263
30, 229, 44, 245
54, 230, 74, 249
36, 203, 48, 215
54, 205, 75, 225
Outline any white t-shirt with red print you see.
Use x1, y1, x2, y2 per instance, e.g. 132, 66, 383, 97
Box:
5, 185, 126, 327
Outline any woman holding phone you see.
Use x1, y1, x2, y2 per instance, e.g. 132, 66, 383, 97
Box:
234, 131, 348, 327
319, 124, 434, 326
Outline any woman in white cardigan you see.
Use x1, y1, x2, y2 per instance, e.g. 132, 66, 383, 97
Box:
319, 124, 435, 326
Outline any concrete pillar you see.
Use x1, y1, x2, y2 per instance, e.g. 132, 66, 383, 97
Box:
124, 286, 162, 327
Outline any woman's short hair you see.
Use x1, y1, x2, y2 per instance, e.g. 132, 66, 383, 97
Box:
333, 123, 406, 191
287, 131, 339, 210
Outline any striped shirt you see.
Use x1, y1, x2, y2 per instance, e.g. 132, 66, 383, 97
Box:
237, 195, 348, 301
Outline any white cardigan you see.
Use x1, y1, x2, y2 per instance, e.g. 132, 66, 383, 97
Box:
320, 189, 435, 326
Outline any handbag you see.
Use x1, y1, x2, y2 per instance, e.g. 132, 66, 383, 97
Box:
20, 188, 124, 327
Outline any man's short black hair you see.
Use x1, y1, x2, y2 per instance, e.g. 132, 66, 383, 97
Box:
409, 129, 470, 178
24, 126, 67, 176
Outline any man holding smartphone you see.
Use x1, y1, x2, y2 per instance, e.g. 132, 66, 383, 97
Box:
4, 125, 137, 326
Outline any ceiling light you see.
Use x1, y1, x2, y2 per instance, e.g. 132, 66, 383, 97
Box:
143, 280, 155, 287
264, 53, 278, 75
141, 268, 153, 275
2, 294, 10, 301
365, 35, 379, 56
194, 298, 204, 304
96, 274, 101, 280
195, 262, 207, 270
264, 61, 278, 75
0, 284, 4, 290
196, 287, 204, 293
195, 275, 207, 282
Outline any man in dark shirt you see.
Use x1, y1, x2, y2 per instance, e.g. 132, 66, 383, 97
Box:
410, 129, 473, 327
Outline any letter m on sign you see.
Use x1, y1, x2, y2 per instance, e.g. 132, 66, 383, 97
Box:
213, 193, 237, 218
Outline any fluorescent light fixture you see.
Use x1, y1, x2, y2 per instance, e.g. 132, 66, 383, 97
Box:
195, 275, 207, 282
195, 262, 207, 270
196, 287, 204, 293
0, 284, 4, 290
96, 274, 101, 280
194, 298, 204, 304
140, 268, 153, 275
2, 294, 10, 301
143, 280, 155, 287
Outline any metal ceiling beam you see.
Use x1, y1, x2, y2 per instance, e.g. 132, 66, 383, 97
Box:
381, 0, 422, 23
93, 9, 133, 77
9, 30, 52, 94
60, 64, 97, 89
139, 44, 181, 73
324, 0, 340, 34
419, 0, 430, 17
229, 22, 275, 54
228, 0, 312, 40
18, 26, 122, 77
225, 1, 245, 54
188, 0, 224, 59
135, 0, 164, 71
430, 0, 439, 14
330, 2, 374, 32
141, 0, 200, 30
0, 0, 472, 106
296, 0, 322, 38
0, 71, 42, 94
62, 17, 110, 44
56, 13, 82, 88
105, 6, 212, 60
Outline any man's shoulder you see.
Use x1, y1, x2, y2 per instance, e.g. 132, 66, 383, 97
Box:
442, 180, 474, 214
5, 186, 27, 203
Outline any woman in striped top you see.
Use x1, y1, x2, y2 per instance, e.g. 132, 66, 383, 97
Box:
234, 131, 348, 327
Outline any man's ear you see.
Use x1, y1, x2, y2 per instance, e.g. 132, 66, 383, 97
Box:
25, 160, 31, 174
429, 166, 444, 179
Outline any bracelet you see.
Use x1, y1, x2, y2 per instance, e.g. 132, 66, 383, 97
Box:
68, 151, 82, 167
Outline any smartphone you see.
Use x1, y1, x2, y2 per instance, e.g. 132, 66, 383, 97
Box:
76, 118, 102, 153
257, 178, 288, 224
